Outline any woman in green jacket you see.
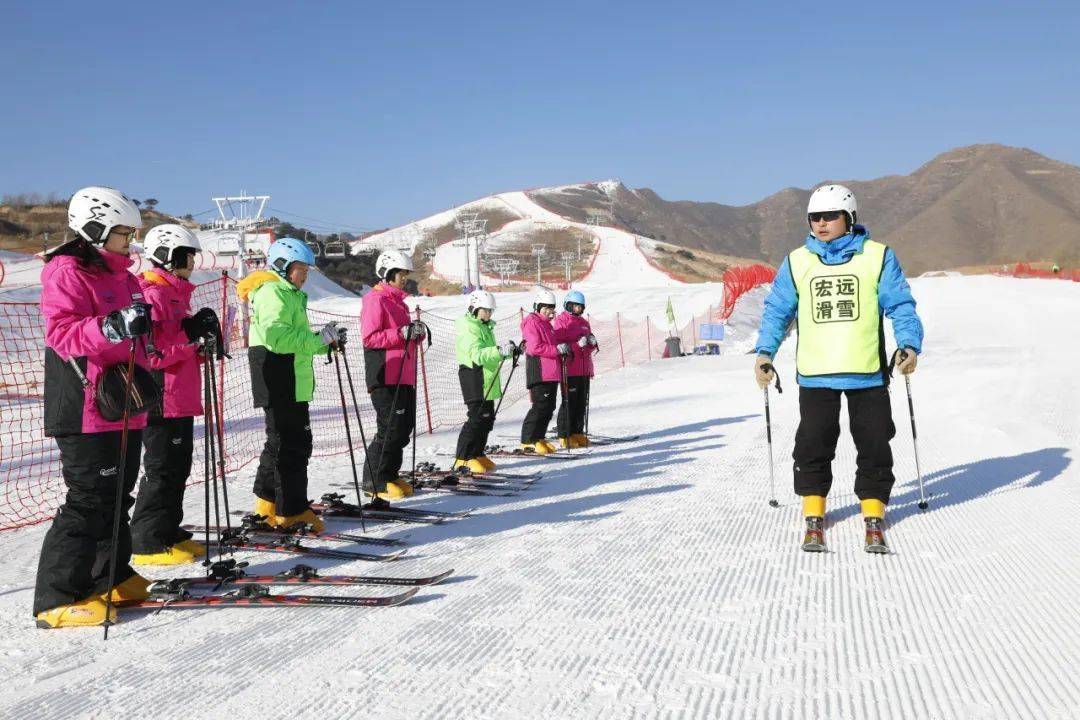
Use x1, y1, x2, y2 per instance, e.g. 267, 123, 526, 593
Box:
237, 238, 345, 531
454, 290, 516, 473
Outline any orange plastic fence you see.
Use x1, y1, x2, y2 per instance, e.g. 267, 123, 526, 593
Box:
0, 268, 774, 531
997, 263, 1080, 282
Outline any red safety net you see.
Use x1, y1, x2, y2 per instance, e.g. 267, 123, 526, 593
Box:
996, 263, 1080, 282
0, 268, 774, 531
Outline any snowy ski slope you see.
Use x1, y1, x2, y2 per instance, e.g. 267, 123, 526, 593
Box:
0, 275, 1077, 719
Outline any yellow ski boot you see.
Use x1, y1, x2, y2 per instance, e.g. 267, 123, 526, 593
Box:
253, 496, 277, 520
175, 539, 206, 558
132, 544, 199, 566
558, 437, 573, 449
571, 433, 589, 448
104, 574, 151, 606
376, 479, 415, 501
540, 439, 558, 454
860, 498, 886, 520
522, 441, 553, 456
36, 597, 117, 629
476, 455, 497, 471
267, 507, 325, 534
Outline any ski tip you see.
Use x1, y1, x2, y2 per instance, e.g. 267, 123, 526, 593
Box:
391, 587, 421, 606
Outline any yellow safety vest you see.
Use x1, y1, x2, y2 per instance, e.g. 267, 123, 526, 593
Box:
789, 239, 887, 377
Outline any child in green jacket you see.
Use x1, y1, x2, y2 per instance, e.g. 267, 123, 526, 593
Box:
237, 238, 345, 531
453, 290, 517, 472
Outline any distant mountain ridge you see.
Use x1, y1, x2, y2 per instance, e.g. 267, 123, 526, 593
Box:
527, 144, 1080, 274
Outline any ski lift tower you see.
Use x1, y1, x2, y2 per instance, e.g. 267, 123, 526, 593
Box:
211, 192, 270, 279
531, 244, 547, 284
561, 252, 576, 287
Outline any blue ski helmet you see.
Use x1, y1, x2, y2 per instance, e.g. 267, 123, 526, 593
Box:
564, 290, 586, 311
268, 237, 317, 278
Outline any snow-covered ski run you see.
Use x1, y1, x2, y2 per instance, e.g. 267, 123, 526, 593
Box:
0, 275, 1078, 718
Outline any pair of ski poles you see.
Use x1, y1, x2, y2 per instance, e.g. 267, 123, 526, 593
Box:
760, 356, 927, 511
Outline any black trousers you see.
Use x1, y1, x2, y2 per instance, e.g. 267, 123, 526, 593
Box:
556, 376, 589, 438
793, 385, 897, 503
521, 382, 558, 444
33, 430, 142, 615
131, 416, 195, 553
252, 401, 313, 517
363, 385, 416, 492
455, 400, 495, 460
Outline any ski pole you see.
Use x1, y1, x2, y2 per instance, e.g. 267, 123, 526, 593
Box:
899, 350, 928, 510
205, 356, 225, 562
331, 347, 366, 532
103, 341, 138, 640
340, 349, 380, 510
761, 362, 782, 509
201, 355, 225, 564
202, 357, 212, 568
559, 354, 571, 455
410, 321, 431, 483
483, 355, 507, 402
491, 349, 520, 420
205, 337, 231, 534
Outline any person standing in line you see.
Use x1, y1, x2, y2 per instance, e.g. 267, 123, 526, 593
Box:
552, 289, 597, 448
453, 289, 517, 472
361, 249, 425, 504
34, 187, 155, 628
238, 238, 345, 532
129, 224, 221, 566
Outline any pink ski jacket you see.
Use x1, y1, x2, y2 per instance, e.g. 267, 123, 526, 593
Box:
41, 250, 151, 435
140, 269, 203, 418
553, 311, 596, 378
520, 311, 575, 387
361, 283, 417, 389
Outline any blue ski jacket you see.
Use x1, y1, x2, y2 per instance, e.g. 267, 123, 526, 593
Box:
754, 226, 924, 390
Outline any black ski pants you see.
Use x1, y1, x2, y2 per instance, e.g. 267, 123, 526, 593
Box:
521, 382, 558, 444
363, 385, 416, 493
556, 376, 589, 438
793, 385, 897, 503
131, 416, 195, 553
455, 400, 495, 460
33, 430, 142, 615
252, 401, 313, 517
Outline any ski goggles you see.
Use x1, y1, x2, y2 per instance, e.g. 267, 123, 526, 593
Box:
808, 211, 845, 223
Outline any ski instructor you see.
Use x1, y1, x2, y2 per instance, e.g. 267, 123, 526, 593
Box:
753, 184, 924, 553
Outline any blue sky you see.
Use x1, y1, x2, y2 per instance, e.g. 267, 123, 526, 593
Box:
4, 1, 1079, 233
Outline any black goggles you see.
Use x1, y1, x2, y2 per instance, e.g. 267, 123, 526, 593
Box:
808, 211, 845, 223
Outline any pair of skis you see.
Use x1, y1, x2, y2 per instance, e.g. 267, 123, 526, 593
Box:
311, 493, 473, 525
124, 559, 454, 612
186, 514, 408, 548
801, 517, 888, 554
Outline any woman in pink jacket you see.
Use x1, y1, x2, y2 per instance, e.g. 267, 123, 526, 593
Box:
552, 290, 598, 447
34, 187, 156, 629
519, 287, 574, 455
361, 250, 423, 503
129, 224, 220, 566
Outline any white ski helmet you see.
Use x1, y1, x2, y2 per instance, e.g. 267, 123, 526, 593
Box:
143, 224, 201, 268
467, 289, 496, 314
533, 286, 557, 311
375, 249, 415, 280
55, 186, 143, 255
807, 184, 857, 227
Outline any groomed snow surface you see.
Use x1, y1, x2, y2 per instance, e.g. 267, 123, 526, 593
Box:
0, 275, 1078, 719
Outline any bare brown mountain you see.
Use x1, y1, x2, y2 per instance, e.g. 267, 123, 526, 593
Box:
529, 144, 1080, 274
